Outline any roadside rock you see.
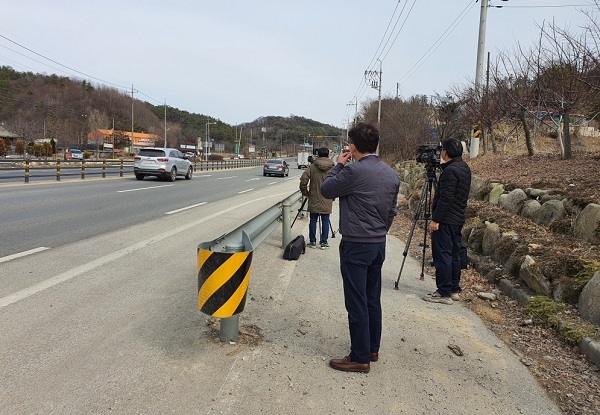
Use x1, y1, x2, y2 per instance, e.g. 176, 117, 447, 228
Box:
573, 203, 600, 245
519, 255, 551, 296
488, 183, 505, 204
500, 188, 528, 214
521, 200, 542, 220
579, 271, 600, 326
534, 200, 565, 226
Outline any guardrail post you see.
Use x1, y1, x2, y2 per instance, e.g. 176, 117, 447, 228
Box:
218, 243, 246, 342
282, 197, 293, 247
24, 160, 30, 183
120, 159, 124, 177
56, 161, 61, 181
102, 160, 106, 178
81, 160, 85, 179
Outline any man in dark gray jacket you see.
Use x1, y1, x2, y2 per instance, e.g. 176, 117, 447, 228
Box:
424, 138, 472, 305
321, 122, 399, 373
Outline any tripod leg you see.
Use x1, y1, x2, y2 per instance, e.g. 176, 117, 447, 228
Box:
292, 198, 307, 228
394, 180, 429, 290
419, 178, 435, 281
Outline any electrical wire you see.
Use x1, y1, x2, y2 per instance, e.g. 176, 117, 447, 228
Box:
349, 1, 410, 108
379, 0, 418, 64
0, 34, 131, 91
0, 33, 164, 107
392, 0, 476, 93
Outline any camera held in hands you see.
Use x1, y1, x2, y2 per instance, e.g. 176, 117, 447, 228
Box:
415, 143, 442, 166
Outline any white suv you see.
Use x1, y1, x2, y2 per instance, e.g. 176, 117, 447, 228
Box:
133, 148, 193, 181
66, 149, 84, 160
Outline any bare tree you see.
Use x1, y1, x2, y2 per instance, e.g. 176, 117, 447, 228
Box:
362, 96, 432, 162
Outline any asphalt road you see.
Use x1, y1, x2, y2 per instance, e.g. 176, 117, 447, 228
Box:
0, 163, 299, 259
0, 164, 562, 414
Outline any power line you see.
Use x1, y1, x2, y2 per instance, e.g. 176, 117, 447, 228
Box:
0, 34, 130, 91
379, 0, 418, 64
393, 1, 475, 92
1, 32, 167, 112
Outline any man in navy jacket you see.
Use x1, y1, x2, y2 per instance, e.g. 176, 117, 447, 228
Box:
321, 122, 399, 373
424, 138, 472, 305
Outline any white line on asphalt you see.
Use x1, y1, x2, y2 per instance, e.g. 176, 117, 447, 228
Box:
238, 189, 253, 194
245, 178, 260, 182
117, 184, 174, 193
267, 182, 278, 186
165, 202, 208, 215
0, 191, 293, 309
197, 175, 212, 178
217, 176, 236, 180
0, 247, 50, 264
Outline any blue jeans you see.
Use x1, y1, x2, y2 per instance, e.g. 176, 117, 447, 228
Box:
431, 223, 463, 297
339, 241, 385, 364
309, 213, 330, 245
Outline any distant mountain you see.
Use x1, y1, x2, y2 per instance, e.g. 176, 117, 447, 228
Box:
0, 66, 341, 152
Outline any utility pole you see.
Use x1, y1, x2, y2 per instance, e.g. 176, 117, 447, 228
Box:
365, 59, 382, 155
164, 99, 167, 148
205, 118, 216, 162
471, 0, 489, 159
131, 84, 138, 154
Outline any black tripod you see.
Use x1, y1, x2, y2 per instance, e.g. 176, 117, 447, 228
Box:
394, 165, 438, 290
292, 197, 336, 238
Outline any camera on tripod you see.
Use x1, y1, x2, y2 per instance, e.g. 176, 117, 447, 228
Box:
415, 143, 442, 166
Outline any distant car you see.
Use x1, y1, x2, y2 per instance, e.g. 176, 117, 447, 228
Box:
133, 147, 193, 181
263, 159, 289, 177
66, 149, 84, 160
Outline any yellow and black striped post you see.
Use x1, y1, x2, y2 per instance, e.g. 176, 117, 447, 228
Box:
56, 161, 61, 181
198, 240, 253, 342
197, 247, 252, 317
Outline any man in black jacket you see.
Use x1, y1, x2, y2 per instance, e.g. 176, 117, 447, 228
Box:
424, 138, 471, 305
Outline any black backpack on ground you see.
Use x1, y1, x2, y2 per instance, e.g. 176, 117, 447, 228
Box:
283, 235, 306, 260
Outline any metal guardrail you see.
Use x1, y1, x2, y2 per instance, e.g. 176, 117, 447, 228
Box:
0, 158, 266, 182
197, 190, 303, 341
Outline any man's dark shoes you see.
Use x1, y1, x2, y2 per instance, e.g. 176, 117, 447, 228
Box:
329, 356, 370, 373
370, 352, 379, 362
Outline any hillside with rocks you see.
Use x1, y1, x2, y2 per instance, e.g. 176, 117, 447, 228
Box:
391, 136, 600, 414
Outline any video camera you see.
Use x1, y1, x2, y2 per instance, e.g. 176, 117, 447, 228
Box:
415, 143, 442, 166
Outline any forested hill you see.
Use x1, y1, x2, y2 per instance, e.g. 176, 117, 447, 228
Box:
0, 66, 341, 151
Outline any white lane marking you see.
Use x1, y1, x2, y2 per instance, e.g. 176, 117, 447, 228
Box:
165, 202, 208, 215
217, 176, 236, 180
0, 247, 50, 264
0, 191, 293, 309
238, 189, 253, 194
118, 184, 174, 193
267, 182, 278, 186
197, 175, 212, 178
245, 178, 260, 182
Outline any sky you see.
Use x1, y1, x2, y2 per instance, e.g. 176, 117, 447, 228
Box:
1, 1, 595, 129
